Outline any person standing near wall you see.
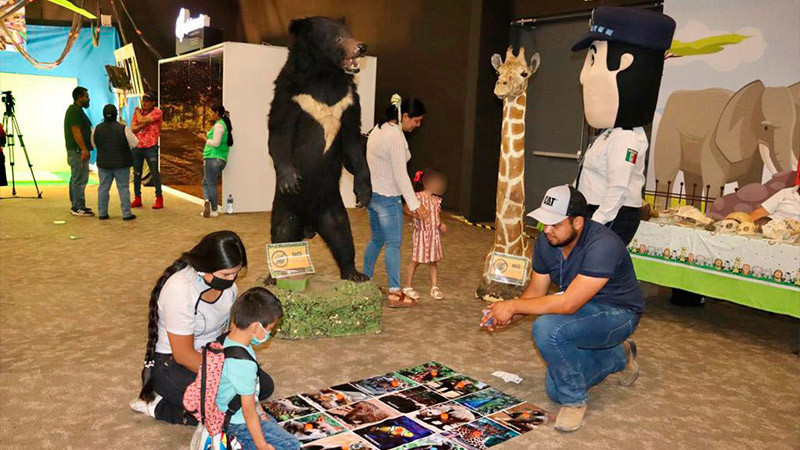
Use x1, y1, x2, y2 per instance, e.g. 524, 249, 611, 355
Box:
130, 92, 164, 209
64, 86, 94, 217
91, 104, 138, 220
196, 105, 233, 218
363, 94, 428, 307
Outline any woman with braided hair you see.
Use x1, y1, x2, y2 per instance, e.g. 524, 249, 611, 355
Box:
130, 231, 274, 425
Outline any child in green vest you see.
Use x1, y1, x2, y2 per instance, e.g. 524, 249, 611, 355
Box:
197, 105, 233, 217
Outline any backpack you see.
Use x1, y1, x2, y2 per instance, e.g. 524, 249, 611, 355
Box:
183, 341, 257, 449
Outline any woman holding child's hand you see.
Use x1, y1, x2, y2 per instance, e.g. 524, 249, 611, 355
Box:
130, 231, 274, 425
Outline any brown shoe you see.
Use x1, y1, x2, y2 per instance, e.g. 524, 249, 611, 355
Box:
619, 339, 639, 386
387, 291, 417, 308
554, 405, 587, 432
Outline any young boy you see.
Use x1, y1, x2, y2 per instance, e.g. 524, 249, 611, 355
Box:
217, 288, 300, 450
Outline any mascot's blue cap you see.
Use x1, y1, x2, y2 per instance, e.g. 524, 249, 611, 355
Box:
571, 6, 676, 52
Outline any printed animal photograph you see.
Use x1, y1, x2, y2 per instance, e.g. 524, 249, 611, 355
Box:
263, 395, 318, 422
354, 373, 417, 396
409, 402, 478, 432
354, 416, 433, 450
397, 361, 457, 383
301, 431, 377, 450
379, 386, 448, 413
328, 399, 401, 430
394, 434, 468, 450
303, 383, 372, 410
281, 413, 347, 444
454, 388, 523, 415
487, 402, 550, 433
443, 418, 520, 450
425, 375, 488, 399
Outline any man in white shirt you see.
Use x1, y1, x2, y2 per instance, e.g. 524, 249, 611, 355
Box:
750, 186, 800, 222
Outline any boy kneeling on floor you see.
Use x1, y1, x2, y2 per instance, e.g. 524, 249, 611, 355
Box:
218, 288, 300, 450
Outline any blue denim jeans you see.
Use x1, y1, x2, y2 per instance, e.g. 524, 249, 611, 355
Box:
227, 413, 300, 450
97, 167, 132, 217
67, 150, 90, 210
363, 194, 403, 290
532, 302, 639, 406
132, 145, 161, 196
202, 158, 227, 211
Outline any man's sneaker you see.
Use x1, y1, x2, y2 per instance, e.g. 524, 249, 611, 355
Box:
129, 394, 162, 418
554, 405, 587, 432
98, 215, 110, 220
202, 199, 211, 218
71, 208, 95, 217
619, 339, 639, 386
122, 214, 137, 221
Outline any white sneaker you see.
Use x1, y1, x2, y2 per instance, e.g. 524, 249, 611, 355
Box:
210, 210, 219, 217
129, 394, 161, 418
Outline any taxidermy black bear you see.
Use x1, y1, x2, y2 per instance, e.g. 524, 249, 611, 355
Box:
268, 16, 372, 281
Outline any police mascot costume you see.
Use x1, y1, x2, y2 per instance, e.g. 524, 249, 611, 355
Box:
572, 6, 675, 245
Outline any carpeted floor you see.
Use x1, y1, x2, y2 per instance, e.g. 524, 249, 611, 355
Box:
0, 185, 798, 449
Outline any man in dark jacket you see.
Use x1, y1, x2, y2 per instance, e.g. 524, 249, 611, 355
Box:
91, 104, 138, 220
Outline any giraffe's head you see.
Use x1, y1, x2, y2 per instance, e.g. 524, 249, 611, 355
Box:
491, 46, 540, 100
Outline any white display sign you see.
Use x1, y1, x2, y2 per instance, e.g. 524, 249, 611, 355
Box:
175, 8, 210, 42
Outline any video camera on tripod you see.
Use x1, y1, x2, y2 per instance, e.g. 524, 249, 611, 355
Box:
0, 90, 42, 199
1, 90, 15, 113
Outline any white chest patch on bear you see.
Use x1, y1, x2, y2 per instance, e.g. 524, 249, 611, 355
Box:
292, 90, 354, 153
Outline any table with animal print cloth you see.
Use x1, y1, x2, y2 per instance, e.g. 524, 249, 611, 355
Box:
628, 220, 800, 318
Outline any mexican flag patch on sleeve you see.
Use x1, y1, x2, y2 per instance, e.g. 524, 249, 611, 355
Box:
625, 148, 638, 164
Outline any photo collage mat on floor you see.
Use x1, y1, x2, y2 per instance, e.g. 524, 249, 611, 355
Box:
262, 361, 551, 450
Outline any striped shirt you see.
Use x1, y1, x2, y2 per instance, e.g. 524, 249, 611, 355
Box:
366, 123, 421, 211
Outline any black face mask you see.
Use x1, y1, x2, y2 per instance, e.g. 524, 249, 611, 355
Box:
204, 274, 236, 290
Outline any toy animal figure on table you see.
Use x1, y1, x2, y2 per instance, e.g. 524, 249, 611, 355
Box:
572, 6, 675, 246
268, 16, 372, 281
476, 46, 540, 302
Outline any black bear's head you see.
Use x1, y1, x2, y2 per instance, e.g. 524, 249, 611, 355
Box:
288, 16, 367, 75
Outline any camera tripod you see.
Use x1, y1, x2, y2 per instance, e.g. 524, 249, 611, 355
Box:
1, 91, 42, 199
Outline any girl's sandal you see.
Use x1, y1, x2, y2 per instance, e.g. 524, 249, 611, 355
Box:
402, 287, 422, 300
388, 291, 417, 308
430, 286, 445, 300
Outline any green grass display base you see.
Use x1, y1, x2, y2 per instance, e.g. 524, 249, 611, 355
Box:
263, 275, 383, 340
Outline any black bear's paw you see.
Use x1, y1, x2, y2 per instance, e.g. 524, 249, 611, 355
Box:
341, 267, 370, 282
354, 176, 372, 208
277, 167, 302, 195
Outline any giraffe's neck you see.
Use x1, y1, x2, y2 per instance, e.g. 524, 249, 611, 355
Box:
492, 91, 528, 256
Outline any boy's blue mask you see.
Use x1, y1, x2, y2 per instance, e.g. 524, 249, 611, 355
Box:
251, 324, 271, 346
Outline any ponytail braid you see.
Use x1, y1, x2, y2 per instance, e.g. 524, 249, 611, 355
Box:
222, 113, 234, 147
138, 254, 190, 402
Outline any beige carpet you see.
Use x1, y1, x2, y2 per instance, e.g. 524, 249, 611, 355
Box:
0, 184, 798, 449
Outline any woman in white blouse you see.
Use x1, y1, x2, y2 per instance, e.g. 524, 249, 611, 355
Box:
363, 95, 427, 307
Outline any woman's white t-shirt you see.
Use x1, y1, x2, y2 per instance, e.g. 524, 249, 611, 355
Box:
154, 266, 238, 354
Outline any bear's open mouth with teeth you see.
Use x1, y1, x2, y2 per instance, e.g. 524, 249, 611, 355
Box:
340, 37, 367, 74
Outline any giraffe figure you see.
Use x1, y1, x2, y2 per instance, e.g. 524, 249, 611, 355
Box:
477, 46, 540, 301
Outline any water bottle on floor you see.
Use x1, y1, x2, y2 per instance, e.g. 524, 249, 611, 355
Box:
226, 194, 234, 214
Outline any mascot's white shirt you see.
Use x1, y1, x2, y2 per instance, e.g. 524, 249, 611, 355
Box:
577, 127, 648, 224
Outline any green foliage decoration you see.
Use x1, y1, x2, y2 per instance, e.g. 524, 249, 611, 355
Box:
266, 278, 383, 340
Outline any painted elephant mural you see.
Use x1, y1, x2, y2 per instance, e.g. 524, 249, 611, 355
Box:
654, 80, 800, 199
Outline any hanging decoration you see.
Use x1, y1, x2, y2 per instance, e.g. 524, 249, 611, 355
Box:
0, 0, 84, 69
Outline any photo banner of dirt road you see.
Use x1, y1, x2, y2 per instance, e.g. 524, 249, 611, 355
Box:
159, 47, 223, 199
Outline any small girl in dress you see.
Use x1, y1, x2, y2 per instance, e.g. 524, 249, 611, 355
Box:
403, 169, 448, 300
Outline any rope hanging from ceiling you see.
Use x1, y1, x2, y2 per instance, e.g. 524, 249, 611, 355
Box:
114, 0, 161, 60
